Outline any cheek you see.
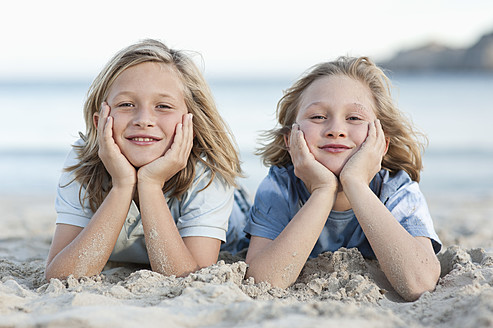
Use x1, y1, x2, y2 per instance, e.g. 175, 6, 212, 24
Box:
353, 127, 369, 146
110, 115, 125, 137
299, 127, 321, 155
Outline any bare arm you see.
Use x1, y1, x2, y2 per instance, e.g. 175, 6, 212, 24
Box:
245, 124, 338, 288
137, 113, 221, 276
342, 180, 440, 301
138, 183, 221, 276
45, 186, 134, 279
245, 187, 336, 287
340, 120, 440, 301
46, 103, 136, 280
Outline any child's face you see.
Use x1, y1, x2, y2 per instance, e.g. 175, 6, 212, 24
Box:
295, 75, 377, 176
105, 62, 188, 167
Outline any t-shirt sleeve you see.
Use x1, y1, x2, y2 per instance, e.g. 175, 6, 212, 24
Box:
174, 166, 234, 242
244, 170, 294, 240
383, 173, 442, 254
54, 143, 93, 228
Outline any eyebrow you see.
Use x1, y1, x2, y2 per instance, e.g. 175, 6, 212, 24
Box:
110, 91, 178, 101
350, 102, 371, 113
304, 101, 371, 112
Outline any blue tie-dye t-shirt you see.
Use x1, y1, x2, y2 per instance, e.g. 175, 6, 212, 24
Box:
244, 164, 441, 259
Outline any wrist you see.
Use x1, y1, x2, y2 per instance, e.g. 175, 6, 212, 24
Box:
310, 184, 338, 197
137, 179, 165, 193
109, 182, 136, 198
340, 176, 368, 195
112, 176, 137, 190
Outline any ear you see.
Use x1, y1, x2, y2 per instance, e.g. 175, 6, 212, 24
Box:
93, 112, 100, 129
384, 137, 390, 155
283, 132, 290, 149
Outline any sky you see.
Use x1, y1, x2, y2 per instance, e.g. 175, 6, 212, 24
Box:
2, 0, 493, 80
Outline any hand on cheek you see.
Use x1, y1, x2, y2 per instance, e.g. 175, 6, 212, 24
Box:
138, 113, 194, 188
95, 102, 136, 188
340, 119, 387, 186
288, 124, 338, 194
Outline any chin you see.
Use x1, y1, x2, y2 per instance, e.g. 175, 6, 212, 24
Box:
319, 162, 343, 177
129, 157, 156, 168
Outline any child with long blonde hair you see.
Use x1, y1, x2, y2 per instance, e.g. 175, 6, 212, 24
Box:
244, 56, 441, 301
46, 39, 248, 280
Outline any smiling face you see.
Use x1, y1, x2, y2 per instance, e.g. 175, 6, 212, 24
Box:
294, 75, 377, 176
103, 62, 188, 167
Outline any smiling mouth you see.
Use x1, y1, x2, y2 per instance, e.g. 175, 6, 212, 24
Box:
320, 144, 351, 153
129, 137, 159, 142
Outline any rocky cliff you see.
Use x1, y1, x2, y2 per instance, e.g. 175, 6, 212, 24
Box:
379, 30, 493, 71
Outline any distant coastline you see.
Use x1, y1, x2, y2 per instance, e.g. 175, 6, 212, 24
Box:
379, 30, 493, 72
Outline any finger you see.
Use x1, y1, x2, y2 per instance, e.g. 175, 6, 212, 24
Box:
96, 103, 106, 135
98, 104, 111, 137
173, 122, 184, 151
289, 124, 303, 156
290, 124, 312, 166
367, 120, 376, 138
290, 124, 306, 151
374, 119, 387, 153
375, 119, 385, 141
104, 115, 113, 140
184, 113, 194, 153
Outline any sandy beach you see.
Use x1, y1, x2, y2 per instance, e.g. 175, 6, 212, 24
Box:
1, 192, 492, 328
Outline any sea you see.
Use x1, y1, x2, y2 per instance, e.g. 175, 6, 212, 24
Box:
1, 73, 492, 200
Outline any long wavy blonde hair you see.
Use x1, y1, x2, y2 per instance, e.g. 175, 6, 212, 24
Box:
67, 39, 242, 212
258, 56, 427, 182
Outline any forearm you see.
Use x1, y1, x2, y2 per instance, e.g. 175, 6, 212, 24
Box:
246, 189, 335, 288
343, 180, 440, 301
138, 183, 200, 277
45, 186, 134, 279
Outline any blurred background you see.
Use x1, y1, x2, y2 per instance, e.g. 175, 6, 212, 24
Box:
1, 0, 492, 206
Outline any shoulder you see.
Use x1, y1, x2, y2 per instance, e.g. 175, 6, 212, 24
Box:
373, 169, 428, 214
57, 139, 85, 185
257, 164, 295, 196
371, 169, 418, 201
263, 164, 299, 189
254, 164, 308, 211
171, 160, 233, 204
62, 138, 85, 168
192, 160, 230, 191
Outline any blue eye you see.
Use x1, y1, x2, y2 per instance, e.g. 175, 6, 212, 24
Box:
310, 115, 326, 120
348, 116, 362, 121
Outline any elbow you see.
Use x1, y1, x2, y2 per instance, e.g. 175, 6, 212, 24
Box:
245, 260, 292, 289
397, 259, 441, 302
399, 280, 437, 302
44, 267, 64, 282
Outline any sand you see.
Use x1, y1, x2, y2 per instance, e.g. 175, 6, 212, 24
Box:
1, 193, 492, 328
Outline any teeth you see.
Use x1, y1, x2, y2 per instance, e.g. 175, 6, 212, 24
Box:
132, 137, 155, 142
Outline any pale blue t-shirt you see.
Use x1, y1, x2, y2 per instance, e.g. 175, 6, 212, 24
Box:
244, 164, 441, 259
55, 140, 249, 264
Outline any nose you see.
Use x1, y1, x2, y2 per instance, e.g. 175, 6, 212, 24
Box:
133, 106, 155, 128
325, 120, 346, 138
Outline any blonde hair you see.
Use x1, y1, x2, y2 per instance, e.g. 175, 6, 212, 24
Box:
258, 56, 426, 182
67, 39, 242, 211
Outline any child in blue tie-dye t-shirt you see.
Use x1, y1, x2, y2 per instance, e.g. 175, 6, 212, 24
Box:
244, 56, 441, 302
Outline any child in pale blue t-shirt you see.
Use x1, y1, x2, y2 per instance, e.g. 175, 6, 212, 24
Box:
244, 56, 442, 302
46, 40, 249, 281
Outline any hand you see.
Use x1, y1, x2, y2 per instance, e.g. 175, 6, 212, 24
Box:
95, 103, 137, 188
138, 113, 194, 188
288, 124, 338, 194
339, 119, 387, 187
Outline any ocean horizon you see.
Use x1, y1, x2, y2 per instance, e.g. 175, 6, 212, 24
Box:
1, 72, 492, 199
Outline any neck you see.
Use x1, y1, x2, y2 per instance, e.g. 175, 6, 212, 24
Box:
332, 190, 351, 211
